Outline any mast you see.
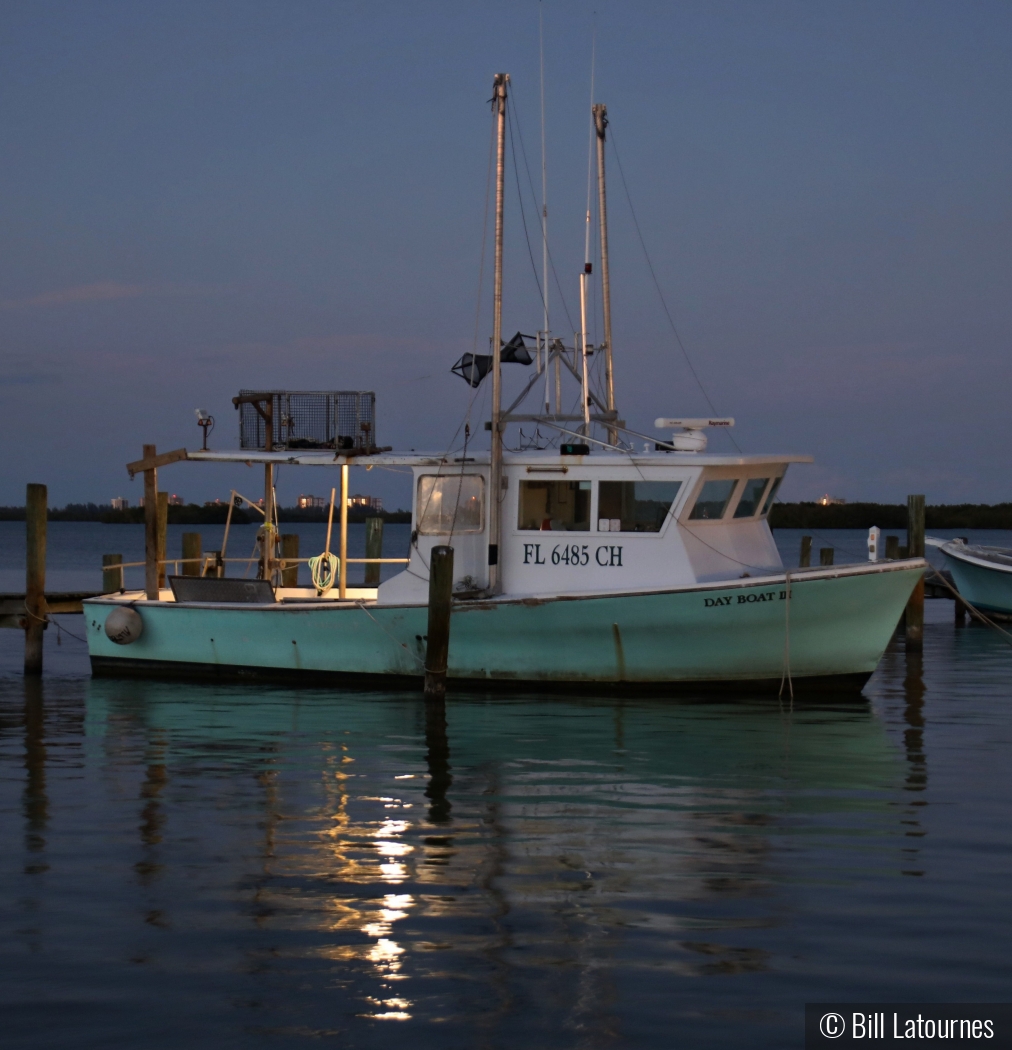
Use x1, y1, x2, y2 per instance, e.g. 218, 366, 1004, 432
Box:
489, 72, 509, 593
593, 103, 616, 444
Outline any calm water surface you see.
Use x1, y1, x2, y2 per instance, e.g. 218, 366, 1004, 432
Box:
1, 525, 1011, 1048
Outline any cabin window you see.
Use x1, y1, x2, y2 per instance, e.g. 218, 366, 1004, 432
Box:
597, 481, 682, 532
760, 476, 782, 517
417, 474, 485, 534
518, 480, 591, 531
688, 479, 736, 520
733, 478, 770, 518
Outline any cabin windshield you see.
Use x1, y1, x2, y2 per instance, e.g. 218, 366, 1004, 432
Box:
518, 480, 591, 531
417, 474, 484, 534
733, 478, 770, 518
688, 479, 737, 520
598, 481, 681, 532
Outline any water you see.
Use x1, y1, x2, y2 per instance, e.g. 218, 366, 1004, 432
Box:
2, 525, 1011, 1048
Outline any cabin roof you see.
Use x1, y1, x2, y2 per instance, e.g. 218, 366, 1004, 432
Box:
186, 449, 813, 468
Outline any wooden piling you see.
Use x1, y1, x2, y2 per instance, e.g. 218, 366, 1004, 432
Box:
423, 545, 454, 700
280, 534, 299, 587
954, 595, 967, 626
906, 494, 926, 650
819, 547, 834, 566
156, 492, 168, 587
143, 444, 159, 600
102, 554, 123, 593
181, 533, 202, 577
365, 517, 383, 587
24, 484, 47, 676
885, 535, 899, 560
799, 535, 812, 568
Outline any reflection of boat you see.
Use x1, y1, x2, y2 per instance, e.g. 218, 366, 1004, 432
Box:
927, 537, 1012, 615
83, 74, 924, 693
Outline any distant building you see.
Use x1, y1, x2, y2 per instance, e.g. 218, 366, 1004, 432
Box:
298, 494, 326, 509
203, 499, 226, 507
110, 497, 129, 510
818, 494, 846, 506
168, 494, 185, 506
347, 494, 383, 511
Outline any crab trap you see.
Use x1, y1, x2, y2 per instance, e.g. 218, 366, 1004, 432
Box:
235, 390, 377, 452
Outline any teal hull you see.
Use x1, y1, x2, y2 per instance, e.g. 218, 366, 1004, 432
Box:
85, 562, 923, 691
940, 551, 1012, 615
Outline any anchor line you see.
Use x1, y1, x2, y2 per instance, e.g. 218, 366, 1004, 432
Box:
354, 601, 426, 667
924, 567, 1012, 646
778, 571, 794, 703
22, 602, 89, 645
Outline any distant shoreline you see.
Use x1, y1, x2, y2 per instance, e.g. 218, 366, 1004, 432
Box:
1, 502, 1009, 529
0, 504, 412, 525
768, 502, 1012, 529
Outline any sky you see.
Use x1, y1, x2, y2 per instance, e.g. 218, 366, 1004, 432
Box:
3, 0, 1011, 510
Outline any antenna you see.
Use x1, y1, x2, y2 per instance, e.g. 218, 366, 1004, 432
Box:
540, 3, 551, 413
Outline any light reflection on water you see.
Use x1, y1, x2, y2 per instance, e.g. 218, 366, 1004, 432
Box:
2, 615, 1012, 1048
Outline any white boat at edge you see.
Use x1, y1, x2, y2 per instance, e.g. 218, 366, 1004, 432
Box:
927, 536, 1012, 616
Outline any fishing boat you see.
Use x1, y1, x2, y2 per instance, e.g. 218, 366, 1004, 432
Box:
83, 74, 925, 693
926, 537, 1012, 617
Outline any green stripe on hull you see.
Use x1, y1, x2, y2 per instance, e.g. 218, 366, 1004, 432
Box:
85, 565, 921, 686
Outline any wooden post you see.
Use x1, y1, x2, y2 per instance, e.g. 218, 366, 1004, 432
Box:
181, 533, 202, 577
424, 545, 454, 700
156, 491, 169, 588
339, 463, 349, 599
885, 535, 899, 560
102, 554, 123, 593
906, 494, 926, 651
143, 444, 159, 600
819, 547, 834, 566
799, 535, 812, 568
365, 516, 383, 587
24, 484, 47, 676
280, 534, 299, 587
954, 595, 967, 626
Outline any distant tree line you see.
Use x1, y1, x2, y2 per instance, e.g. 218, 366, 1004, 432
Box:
768, 502, 1012, 529
2, 500, 1009, 529
0, 503, 411, 524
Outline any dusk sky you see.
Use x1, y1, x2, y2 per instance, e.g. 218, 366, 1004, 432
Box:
3, 1, 1011, 509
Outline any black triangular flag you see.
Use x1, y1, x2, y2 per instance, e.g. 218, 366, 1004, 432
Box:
451, 353, 493, 387
501, 331, 533, 365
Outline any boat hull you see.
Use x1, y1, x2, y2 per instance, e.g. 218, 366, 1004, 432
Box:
84, 561, 923, 693
938, 547, 1012, 615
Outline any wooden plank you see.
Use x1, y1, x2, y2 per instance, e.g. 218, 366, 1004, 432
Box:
144, 445, 159, 600
102, 554, 123, 593
25, 484, 46, 674
906, 494, 926, 650
126, 447, 188, 478
157, 492, 168, 588
182, 533, 202, 577
364, 517, 383, 587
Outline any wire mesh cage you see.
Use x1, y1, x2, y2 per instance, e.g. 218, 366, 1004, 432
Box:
236, 391, 377, 452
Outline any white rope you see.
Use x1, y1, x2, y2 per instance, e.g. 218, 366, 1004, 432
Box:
309, 553, 339, 595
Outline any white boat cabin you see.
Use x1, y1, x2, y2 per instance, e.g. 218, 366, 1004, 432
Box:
375, 449, 811, 604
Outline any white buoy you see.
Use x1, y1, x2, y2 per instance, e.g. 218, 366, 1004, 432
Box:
867, 526, 881, 563
104, 606, 143, 645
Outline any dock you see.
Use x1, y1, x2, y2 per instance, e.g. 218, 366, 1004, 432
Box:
0, 593, 100, 630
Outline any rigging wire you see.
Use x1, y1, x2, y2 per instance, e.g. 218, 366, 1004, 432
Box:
505, 92, 577, 333
608, 127, 742, 454
507, 104, 546, 309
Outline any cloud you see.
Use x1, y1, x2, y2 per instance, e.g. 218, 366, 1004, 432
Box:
1, 281, 225, 310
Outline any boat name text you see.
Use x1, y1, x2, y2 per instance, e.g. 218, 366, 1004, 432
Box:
522, 543, 624, 567
704, 591, 787, 607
